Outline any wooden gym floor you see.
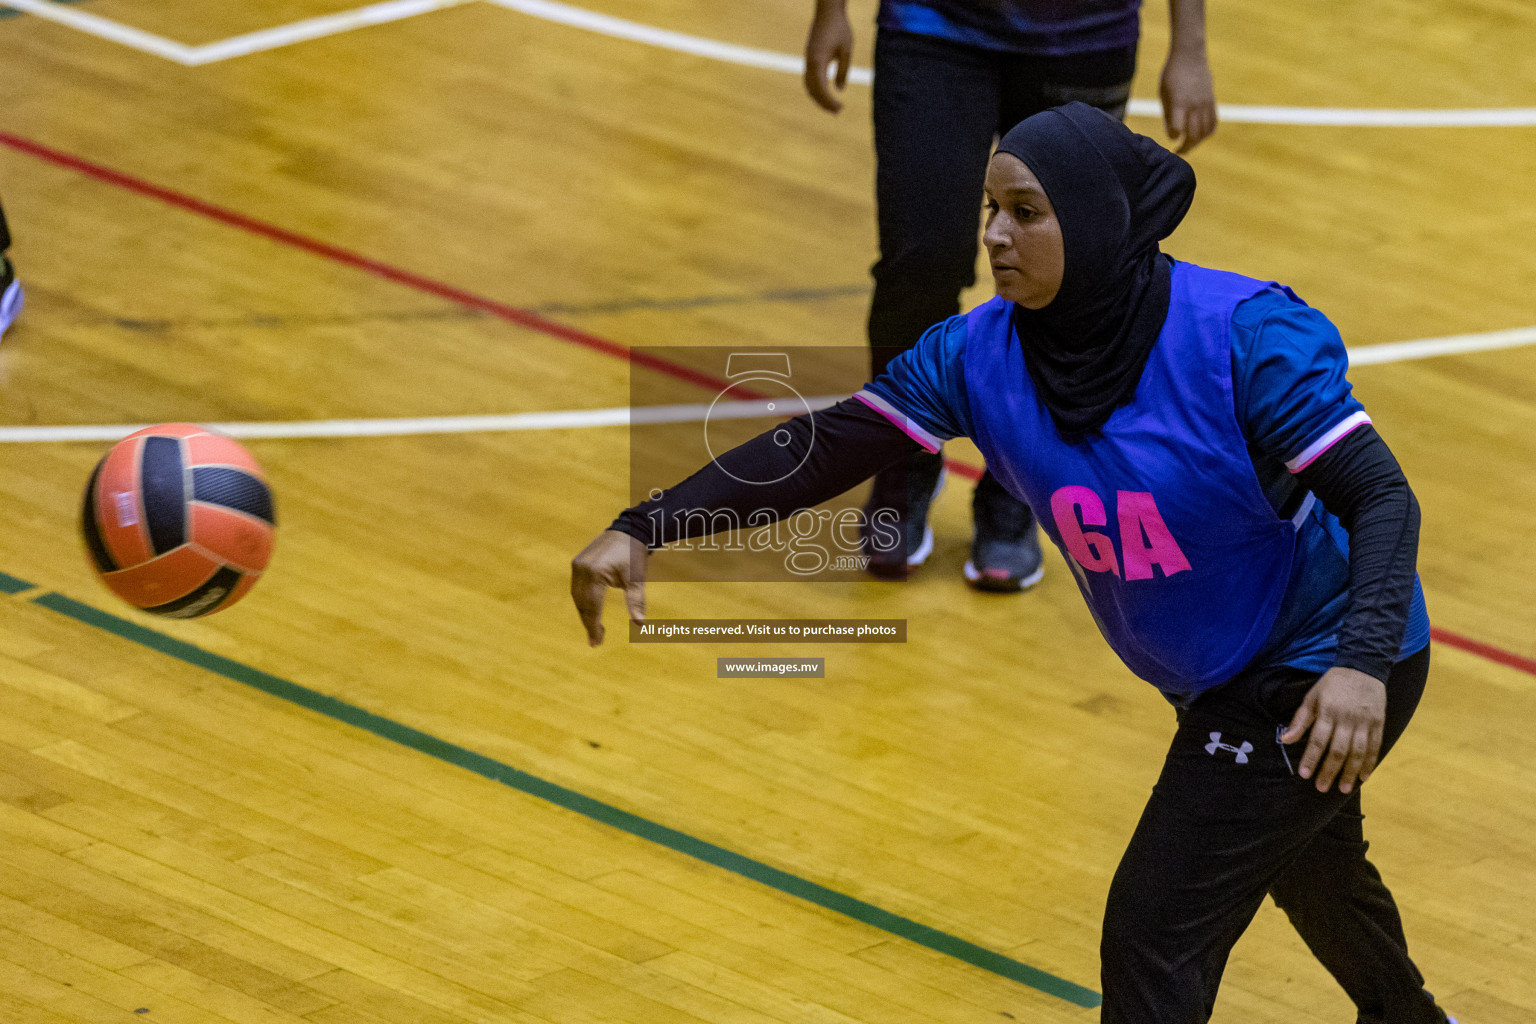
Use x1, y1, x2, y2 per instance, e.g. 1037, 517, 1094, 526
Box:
1, 0, 1534, 1020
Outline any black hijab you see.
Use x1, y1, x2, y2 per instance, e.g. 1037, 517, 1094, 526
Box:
995, 103, 1197, 440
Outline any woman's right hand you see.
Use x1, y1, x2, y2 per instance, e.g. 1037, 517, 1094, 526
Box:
803, 3, 854, 113
571, 529, 648, 647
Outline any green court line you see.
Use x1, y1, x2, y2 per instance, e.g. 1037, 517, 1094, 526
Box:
0, 570, 37, 594
23, 587, 1101, 1008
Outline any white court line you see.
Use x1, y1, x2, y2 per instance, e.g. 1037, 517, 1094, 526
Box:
0, 395, 846, 443
1125, 99, 1536, 128
2, 324, 1533, 444
0, 0, 197, 62
187, 0, 471, 65
484, 0, 871, 82
1124, 100, 1536, 127
0, 0, 470, 65
1346, 324, 1536, 365
4, 0, 1535, 126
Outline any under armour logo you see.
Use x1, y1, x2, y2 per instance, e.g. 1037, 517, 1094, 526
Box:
1205, 732, 1252, 764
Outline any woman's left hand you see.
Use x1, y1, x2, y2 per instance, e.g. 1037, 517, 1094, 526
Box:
1159, 50, 1218, 153
1281, 667, 1387, 794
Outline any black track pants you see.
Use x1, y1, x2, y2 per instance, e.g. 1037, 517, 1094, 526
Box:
1100, 645, 1448, 1023
868, 31, 1135, 376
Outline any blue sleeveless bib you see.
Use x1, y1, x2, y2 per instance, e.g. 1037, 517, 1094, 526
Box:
964, 262, 1302, 694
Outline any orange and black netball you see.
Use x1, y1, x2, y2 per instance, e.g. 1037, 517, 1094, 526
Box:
81, 423, 275, 618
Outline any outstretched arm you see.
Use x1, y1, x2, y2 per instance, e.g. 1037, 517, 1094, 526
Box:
571, 397, 920, 645
574, 316, 971, 645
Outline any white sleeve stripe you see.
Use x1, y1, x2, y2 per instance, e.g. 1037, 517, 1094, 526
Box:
1285, 411, 1373, 473
1289, 491, 1317, 529
852, 390, 944, 453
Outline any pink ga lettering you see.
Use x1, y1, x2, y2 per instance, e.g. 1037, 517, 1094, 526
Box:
1050, 485, 1120, 576
1051, 486, 1192, 580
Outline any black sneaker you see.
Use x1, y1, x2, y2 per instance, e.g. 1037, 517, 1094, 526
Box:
965, 469, 1044, 592
0, 256, 20, 342
862, 448, 946, 579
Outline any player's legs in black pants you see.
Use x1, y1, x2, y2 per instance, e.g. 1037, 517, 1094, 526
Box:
866, 31, 1001, 576
865, 33, 1134, 584
1267, 793, 1435, 1019
1099, 645, 1449, 1023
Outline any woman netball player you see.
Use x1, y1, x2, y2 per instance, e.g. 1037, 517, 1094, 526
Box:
570, 105, 1454, 1022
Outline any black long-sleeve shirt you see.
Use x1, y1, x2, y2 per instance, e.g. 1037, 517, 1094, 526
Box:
611, 398, 1419, 683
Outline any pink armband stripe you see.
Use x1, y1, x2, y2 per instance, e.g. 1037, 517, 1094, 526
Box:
853, 390, 944, 453
1286, 411, 1373, 473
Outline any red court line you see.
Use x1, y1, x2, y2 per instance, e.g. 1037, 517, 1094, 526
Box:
0, 130, 735, 396
1430, 627, 1536, 676
5, 129, 1527, 673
